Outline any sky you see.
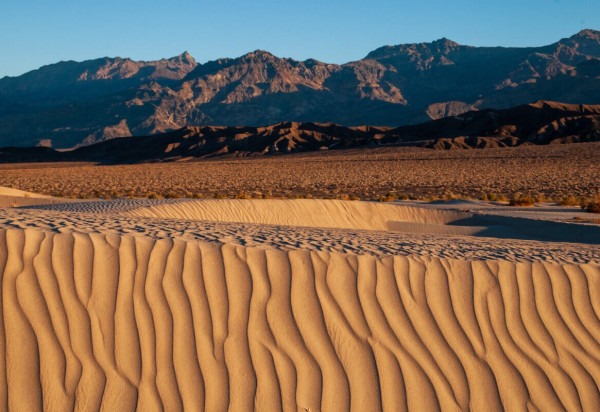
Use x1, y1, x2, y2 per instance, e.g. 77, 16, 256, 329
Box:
1, 0, 599, 78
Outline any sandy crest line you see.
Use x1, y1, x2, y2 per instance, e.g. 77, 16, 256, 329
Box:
0, 208, 598, 264
0, 227, 599, 410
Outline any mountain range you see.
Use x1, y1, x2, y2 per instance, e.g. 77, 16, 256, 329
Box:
1, 29, 599, 148
2, 100, 599, 163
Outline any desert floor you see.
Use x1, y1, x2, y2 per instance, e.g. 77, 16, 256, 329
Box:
0, 142, 599, 201
0, 180, 598, 410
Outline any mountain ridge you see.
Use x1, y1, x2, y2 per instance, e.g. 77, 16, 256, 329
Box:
2, 100, 599, 163
0, 29, 599, 148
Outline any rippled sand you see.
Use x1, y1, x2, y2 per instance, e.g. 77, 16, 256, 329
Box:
0, 194, 598, 410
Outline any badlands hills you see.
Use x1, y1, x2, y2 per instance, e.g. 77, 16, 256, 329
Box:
1, 100, 600, 163
0, 30, 599, 148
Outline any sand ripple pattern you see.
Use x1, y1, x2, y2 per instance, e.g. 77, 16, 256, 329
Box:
21, 198, 194, 214
0, 208, 598, 263
0, 227, 599, 411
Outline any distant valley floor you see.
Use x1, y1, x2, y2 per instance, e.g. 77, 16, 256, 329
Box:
0, 142, 598, 201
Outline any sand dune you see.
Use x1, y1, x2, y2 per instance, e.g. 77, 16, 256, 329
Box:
123, 198, 600, 244
0, 227, 598, 410
2, 206, 598, 263
0, 186, 52, 198
0, 197, 599, 410
0, 185, 69, 208
124, 198, 469, 230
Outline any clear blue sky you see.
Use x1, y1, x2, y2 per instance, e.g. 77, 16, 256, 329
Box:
1, 0, 598, 78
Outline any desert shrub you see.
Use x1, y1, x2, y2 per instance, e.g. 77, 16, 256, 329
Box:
509, 194, 535, 207
378, 193, 397, 202
422, 196, 438, 203
234, 191, 252, 199
584, 203, 600, 213
147, 193, 161, 200
559, 196, 583, 206
444, 193, 454, 201
164, 192, 182, 199
582, 195, 600, 213
290, 192, 307, 199
213, 192, 228, 199
483, 192, 508, 202
349, 194, 361, 201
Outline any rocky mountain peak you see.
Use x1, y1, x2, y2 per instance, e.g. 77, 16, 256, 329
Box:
171, 51, 196, 65
364, 37, 463, 62
431, 37, 461, 50
242, 50, 278, 61
571, 29, 600, 42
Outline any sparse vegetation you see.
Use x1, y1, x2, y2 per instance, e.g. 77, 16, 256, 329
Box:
0, 143, 598, 202
378, 192, 397, 202
509, 194, 536, 207
234, 191, 252, 199
582, 195, 600, 213
559, 196, 584, 206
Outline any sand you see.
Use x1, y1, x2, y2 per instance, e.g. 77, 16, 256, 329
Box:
0, 195, 599, 410
0, 185, 73, 208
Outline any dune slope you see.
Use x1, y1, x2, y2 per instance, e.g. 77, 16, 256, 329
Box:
0, 186, 68, 208
0, 227, 599, 411
124, 198, 600, 243
124, 198, 467, 230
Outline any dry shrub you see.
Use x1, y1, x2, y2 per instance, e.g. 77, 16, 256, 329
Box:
559, 196, 583, 206
234, 191, 252, 199
480, 192, 496, 201
378, 193, 397, 202
164, 192, 181, 199
290, 192, 307, 199
509, 194, 535, 207
582, 195, 600, 213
